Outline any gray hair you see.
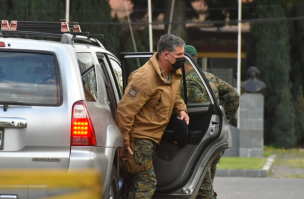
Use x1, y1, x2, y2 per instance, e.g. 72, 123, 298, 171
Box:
157, 34, 185, 55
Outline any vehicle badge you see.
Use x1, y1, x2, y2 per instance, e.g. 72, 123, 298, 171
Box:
32, 158, 61, 162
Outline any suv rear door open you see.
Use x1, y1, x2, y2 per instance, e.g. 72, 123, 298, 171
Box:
120, 52, 231, 197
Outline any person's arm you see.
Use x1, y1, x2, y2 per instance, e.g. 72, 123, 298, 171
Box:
115, 74, 151, 149
174, 90, 187, 112
174, 93, 189, 124
217, 78, 240, 122
186, 80, 211, 104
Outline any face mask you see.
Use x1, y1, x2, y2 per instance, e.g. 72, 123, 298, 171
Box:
167, 53, 185, 70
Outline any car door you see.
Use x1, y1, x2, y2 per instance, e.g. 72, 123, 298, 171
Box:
120, 52, 231, 198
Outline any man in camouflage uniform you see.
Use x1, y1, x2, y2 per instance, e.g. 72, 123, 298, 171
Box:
183, 45, 239, 199
115, 34, 189, 199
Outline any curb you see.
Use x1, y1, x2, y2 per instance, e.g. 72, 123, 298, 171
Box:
215, 154, 277, 177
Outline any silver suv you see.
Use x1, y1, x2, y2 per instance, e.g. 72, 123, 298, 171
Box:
0, 20, 232, 199
0, 20, 123, 199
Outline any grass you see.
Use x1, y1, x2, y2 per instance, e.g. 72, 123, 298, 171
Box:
264, 146, 304, 178
264, 146, 304, 158
283, 174, 304, 178
276, 159, 304, 169
217, 157, 266, 170
264, 146, 304, 168
217, 146, 304, 171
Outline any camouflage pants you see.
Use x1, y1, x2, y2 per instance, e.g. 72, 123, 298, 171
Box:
128, 138, 157, 199
196, 152, 223, 199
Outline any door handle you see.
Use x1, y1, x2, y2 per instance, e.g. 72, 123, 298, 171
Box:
0, 118, 27, 128
209, 122, 219, 135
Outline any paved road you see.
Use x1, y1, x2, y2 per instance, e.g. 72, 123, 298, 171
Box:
214, 177, 304, 199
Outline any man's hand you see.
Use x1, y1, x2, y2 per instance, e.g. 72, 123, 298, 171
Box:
179, 110, 189, 125
119, 147, 133, 157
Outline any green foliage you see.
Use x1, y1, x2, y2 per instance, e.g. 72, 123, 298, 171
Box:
273, 88, 296, 148
1, 0, 122, 57
264, 145, 304, 155
217, 157, 266, 170
122, 27, 149, 73
1, 0, 65, 21
248, 0, 296, 147
293, 88, 304, 141
129, 0, 198, 20
0, 0, 9, 19
70, 0, 121, 57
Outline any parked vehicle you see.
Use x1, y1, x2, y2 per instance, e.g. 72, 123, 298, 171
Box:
0, 20, 123, 199
0, 20, 231, 199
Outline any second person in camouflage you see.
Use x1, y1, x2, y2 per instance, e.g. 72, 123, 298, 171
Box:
183, 45, 239, 199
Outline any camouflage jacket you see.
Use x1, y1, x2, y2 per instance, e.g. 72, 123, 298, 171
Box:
184, 69, 239, 122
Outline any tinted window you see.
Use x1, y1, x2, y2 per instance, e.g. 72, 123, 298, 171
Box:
109, 58, 122, 94
0, 51, 60, 105
124, 57, 150, 84
77, 53, 98, 102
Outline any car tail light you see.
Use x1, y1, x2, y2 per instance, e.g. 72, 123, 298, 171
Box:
71, 101, 96, 146
0, 42, 5, 47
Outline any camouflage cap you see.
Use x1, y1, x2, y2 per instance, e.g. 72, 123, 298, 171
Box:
184, 45, 197, 56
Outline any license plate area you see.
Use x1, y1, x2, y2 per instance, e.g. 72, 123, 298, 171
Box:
0, 128, 4, 150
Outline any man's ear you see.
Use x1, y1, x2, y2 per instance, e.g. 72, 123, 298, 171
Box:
164, 52, 168, 60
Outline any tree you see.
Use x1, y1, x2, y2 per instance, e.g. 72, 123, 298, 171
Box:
288, 5, 304, 143
70, 0, 121, 57
273, 88, 296, 148
0, 0, 9, 20
129, 0, 199, 40
249, 0, 296, 148
1, 0, 65, 21
205, 0, 257, 27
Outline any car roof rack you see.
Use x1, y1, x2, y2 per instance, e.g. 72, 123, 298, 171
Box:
0, 19, 104, 48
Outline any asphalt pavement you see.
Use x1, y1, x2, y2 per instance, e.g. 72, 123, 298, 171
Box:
213, 177, 304, 199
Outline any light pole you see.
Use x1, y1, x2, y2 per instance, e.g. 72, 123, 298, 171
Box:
148, 0, 153, 52
168, 0, 176, 34
65, 0, 70, 23
237, 0, 242, 128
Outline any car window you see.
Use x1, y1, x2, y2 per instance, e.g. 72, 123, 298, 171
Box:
109, 58, 123, 94
180, 59, 211, 105
123, 55, 151, 90
124, 56, 150, 86
77, 53, 98, 102
0, 51, 61, 105
97, 54, 118, 118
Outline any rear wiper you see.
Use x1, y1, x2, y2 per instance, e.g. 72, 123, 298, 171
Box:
0, 102, 32, 112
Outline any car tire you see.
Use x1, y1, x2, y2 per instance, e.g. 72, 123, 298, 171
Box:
108, 165, 119, 199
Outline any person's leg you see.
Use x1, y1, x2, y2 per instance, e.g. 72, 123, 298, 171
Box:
210, 152, 223, 198
196, 167, 214, 199
128, 138, 157, 199
211, 152, 222, 181
196, 151, 223, 199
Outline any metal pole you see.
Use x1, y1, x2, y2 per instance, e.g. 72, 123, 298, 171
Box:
26, 0, 28, 21
124, 0, 140, 68
168, 0, 176, 34
124, 0, 137, 52
148, 0, 153, 52
65, 0, 70, 23
237, 0, 242, 129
